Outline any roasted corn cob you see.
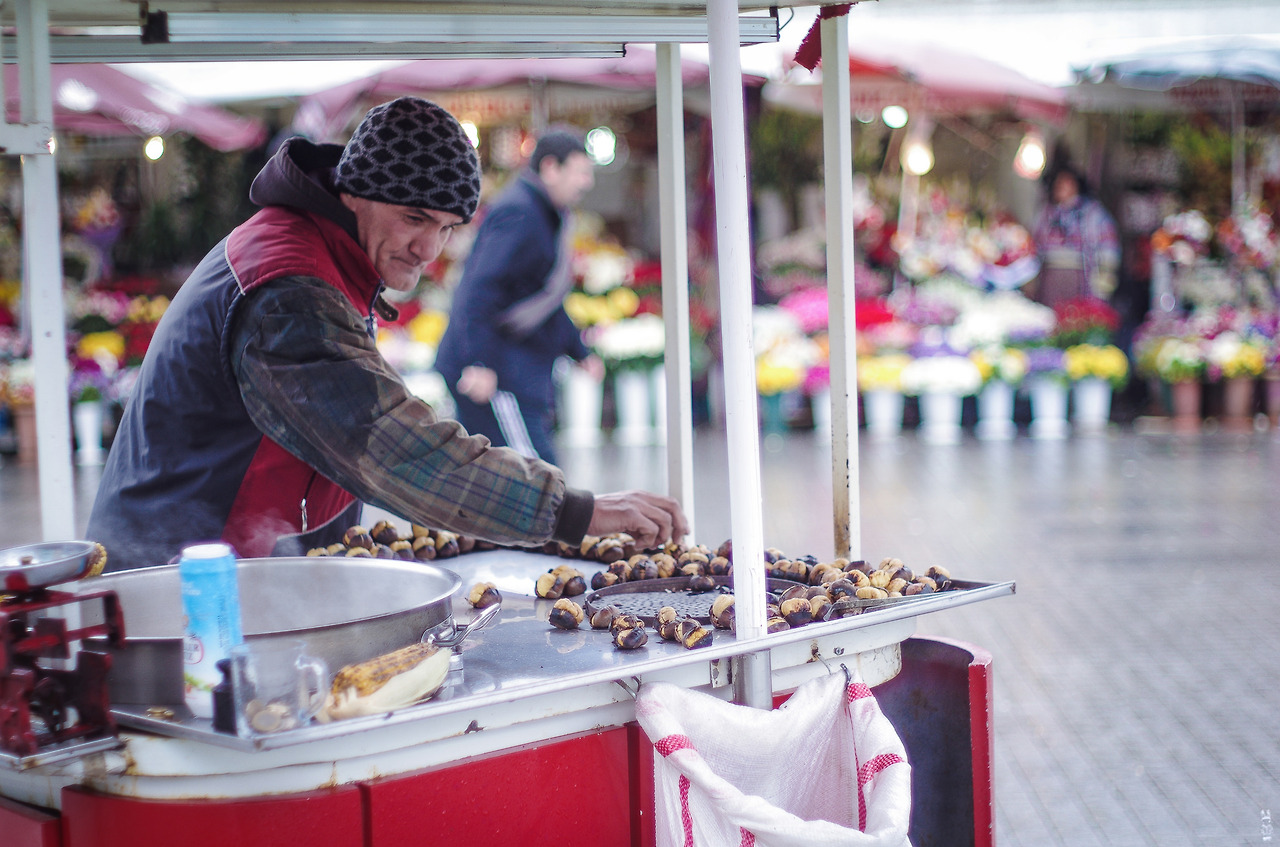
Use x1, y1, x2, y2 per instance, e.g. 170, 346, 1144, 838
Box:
324, 642, 450, 721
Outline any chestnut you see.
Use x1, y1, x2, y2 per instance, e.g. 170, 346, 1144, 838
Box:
610, 614, 646, 635
389, 540, 414, 561
535, 571, 565, 600
710, 595, 736, 629
370, 520, 400, 546
715, 539, 733, 561
562, 575, 588, 597
708, 557, 732, 577
590, 605, 620, 630
343, 526, 373, 550
467, 582, 501, 609
766, 616, 790, 633
613, 626, 649, 650
411, 535, 436, 561
779, 597, 813, 628
687, 575, 716, 593
549, 598, 584, 630
809, 594, 831, 621
678, 620, 712, 650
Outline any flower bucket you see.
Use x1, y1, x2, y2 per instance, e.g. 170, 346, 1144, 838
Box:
919, 391, 963, 445
862, 389, 903, 441
1170, 380, 1201, 434
614, 369, 654, 446
1029, 377, 1069, 440
976, 381, 1016, 441
559, 367, 603, 447
760, 392, 788, 436
1072, 378, 1112, 435
73, 399, 105, 465
1221, 376, 1255, 433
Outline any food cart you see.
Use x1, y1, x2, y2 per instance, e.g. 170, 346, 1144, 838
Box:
0, 1, 1013, 844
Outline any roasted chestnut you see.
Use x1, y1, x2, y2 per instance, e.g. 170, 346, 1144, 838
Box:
715, 539, 733, 561
766, 616, 790, 633
763, 547, 784, 564
343, 526, 374, 550
535, 571, 565, 600
371, 543, 395, 559
687, 575, 716, 593
903, 582, 932, 596
868, 570, 892, 589
655, 557, 676, 579
886, 577, 909, 594
411, 524, 433, 539
630, 560, 659, 581
779, 597, 813, 628
679, 563, 703, 578
344, 547, 372, 558
411, 535, 437, 561
590, 571, 612, 591
590, 605, 621, 630
657, 617, 682, 642
467, 582, 501, 609
826, 579, 857, 602
856, 586, 888, 600
326, 542, 347, 556
610, 614, 646, 634
389, 540, 414, 561
562, 575, 588, 597
607, 560, 633, 580
370, 520, 400, 546
613, 626, 649, 650
579, 535, 601, 557
655, 606, 680, 627
707, 556, 732, 576
306, 547, 327, 557
434, 531, 460, 559
549, 598, 584, 630
677, 619, 713, 650
709, 595, 736, 629
456, 535, 477, 555
809, 594, 831, 621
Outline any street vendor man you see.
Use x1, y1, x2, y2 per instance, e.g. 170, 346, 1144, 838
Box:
88, 97, 687, 572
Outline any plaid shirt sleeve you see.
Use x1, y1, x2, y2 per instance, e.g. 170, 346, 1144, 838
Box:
228, 276, 591, 546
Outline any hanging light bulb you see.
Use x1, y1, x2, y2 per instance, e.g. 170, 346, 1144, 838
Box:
144, 136, 165, 160
1014, 129, 1046, 180
459, 120, 480, 148
585, 126, 616, 166
901, 139, 934, 176
881, 105, 909, 129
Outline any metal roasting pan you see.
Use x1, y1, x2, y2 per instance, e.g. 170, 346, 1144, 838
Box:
76, 557, 462, 706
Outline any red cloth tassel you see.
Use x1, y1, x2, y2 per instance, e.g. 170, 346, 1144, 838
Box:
792, 4, 853, 72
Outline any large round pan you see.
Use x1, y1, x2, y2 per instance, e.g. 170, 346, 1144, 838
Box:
78, 557, 461, 706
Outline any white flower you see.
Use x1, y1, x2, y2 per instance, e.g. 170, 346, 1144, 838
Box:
900, 355, 983, 396
593, 314, 665, 361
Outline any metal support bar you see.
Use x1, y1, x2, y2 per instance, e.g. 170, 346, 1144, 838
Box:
708, 0, 771, 709
10, 0, 76, 540
821, 14, 861, 561
161, 13, 779, 44
655, 43, 696, 541
33, 38, 630, 62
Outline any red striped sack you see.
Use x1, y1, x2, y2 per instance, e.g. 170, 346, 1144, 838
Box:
635, 671, 911, 847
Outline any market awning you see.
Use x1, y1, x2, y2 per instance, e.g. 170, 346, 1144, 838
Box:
291, 49, 761, 140
2, 63, 266, 151
763, 38, 1070, 125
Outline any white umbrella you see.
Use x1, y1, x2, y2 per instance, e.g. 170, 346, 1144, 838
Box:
1083, 37, 1280, 211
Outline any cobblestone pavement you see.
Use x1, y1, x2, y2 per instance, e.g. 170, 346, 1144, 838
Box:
2, 428, 1277, 846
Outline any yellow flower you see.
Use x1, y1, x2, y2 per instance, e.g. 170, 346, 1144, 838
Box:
857, 354, 912, 391
606, 286, 640, 321
407, 309, 448, 347
1065, 344, 1130, 387
76, 331, 125, 362
756, 360, 803, 396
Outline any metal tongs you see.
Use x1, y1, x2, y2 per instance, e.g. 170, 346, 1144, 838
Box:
421, 592, 502, 649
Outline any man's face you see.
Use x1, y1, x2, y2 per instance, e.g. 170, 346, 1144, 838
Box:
341, 195, 464, 291
540, 151, 595, 209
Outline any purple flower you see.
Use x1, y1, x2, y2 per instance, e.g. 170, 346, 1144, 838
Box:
1025, 346, 1066, 374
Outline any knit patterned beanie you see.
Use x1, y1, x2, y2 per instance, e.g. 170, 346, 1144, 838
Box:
335, 97, 481, 223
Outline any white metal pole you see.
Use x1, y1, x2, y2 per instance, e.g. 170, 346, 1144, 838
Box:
707, 0, 770, 709
655, 43, 696, 541
15, 0, 76, 540
821, 14, 861, 562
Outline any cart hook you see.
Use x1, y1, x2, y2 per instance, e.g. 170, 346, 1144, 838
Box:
614, 677, 640, 700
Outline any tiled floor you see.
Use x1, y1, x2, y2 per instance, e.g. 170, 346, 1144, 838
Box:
2, 426, 1277, 846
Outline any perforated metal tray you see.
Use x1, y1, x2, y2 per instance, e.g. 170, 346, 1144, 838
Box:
582, 575, 805, 625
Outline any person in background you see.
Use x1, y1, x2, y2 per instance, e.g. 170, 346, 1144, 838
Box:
89, 99, 685, 571
434, 128, 603, 467
1031, 164, 1120, 307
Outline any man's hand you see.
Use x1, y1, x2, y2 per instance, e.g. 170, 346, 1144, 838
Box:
578, 354, 605, 381
457, 365, 498, 403
587, 490, 689, 550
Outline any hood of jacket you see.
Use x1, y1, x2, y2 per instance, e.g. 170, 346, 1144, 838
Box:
249, 137, 360, 244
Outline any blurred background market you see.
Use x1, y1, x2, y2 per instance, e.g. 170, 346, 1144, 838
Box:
2, 1, 1280, 464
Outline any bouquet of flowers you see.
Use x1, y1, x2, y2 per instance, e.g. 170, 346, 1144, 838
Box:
593, 313, 665, 373
1051, 297, 1121, 347
1151, 210, 1212, 265
753, 305, 819, 396
1024, 346, 1070, 386
1216, 205, 1278, 273
1204, 331, 1267, 381
947, 291, 1055, 352
1, 357, 34, 406
856, 353, 912, 393
1063, 344, 1130, 389
69, 357, 112, 403
969, 345, 1030, 387
899, 352, 982, 397
1152, 338, 1207, 383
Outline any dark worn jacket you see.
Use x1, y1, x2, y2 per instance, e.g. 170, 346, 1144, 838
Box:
434, 173, 590, 411
89, 139, 592, 571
